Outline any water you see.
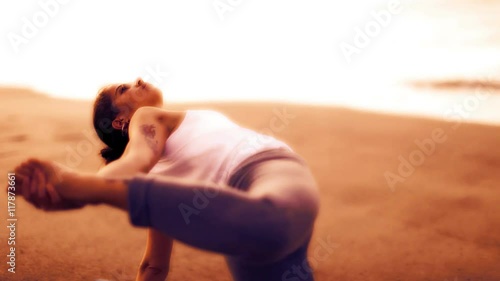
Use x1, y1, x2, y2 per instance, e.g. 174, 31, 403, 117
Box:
330, 0, 500, 124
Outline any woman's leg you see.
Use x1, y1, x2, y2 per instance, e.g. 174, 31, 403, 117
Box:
225, 235, 314, 281
224, 156, 318, 281
126, 158, 319, 264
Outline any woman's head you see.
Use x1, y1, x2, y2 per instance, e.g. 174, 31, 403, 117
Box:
93, 78, 163, 163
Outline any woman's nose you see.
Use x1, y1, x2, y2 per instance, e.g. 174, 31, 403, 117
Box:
135, 78, 144, 87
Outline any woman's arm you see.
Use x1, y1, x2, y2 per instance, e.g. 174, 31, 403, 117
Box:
136, 230, 173, 281
95, 107, 174, 281
97, 106, 170, 176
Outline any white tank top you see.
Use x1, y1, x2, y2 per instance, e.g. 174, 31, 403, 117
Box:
149, 110, 292, 184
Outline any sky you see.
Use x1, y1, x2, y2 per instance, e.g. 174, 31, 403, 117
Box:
1, 0, 499, 122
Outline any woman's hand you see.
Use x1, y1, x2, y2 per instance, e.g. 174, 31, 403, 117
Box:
12, 158, 86, 211
136, 260, 169, 281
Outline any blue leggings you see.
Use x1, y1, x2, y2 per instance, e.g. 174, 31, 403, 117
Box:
127, 149, 319, 281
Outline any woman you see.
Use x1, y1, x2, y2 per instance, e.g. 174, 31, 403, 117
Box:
13, 78, 320, 281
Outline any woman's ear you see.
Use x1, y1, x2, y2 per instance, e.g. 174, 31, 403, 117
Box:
112, 117, 127, 130
111, 117, 123, 130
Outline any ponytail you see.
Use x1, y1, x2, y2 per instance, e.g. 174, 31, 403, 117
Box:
93, 89, 130, 164
100, 145, 126, 164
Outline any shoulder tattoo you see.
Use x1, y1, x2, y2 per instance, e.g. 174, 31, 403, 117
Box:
140, 124, 159, 154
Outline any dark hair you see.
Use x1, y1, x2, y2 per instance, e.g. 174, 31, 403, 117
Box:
93, 89, 130, 164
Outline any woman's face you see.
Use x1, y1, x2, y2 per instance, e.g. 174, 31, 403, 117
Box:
106, 77, 163, 115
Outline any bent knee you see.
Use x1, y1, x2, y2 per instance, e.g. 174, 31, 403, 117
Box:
241, 196, 318, 264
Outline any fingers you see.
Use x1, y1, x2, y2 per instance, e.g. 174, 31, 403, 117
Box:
29, 165, 39, 200
13, 161, 37, 202
11, 158, 73, 211
20, 175, 31, 201
35, 167, 52, 210
45, 183, 62, 205
14, 164, 30, 177
31, 158, 66, 187
35, 168, 45, 198
16, 160, 49, 209
31, 160, 62, 206
30, 167, 44, 209
14, 163, 30, 196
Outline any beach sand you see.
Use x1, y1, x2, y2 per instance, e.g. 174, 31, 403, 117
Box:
0, 87, 499, 281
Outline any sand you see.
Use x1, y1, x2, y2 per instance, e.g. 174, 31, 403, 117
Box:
0, 87, 499, 281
